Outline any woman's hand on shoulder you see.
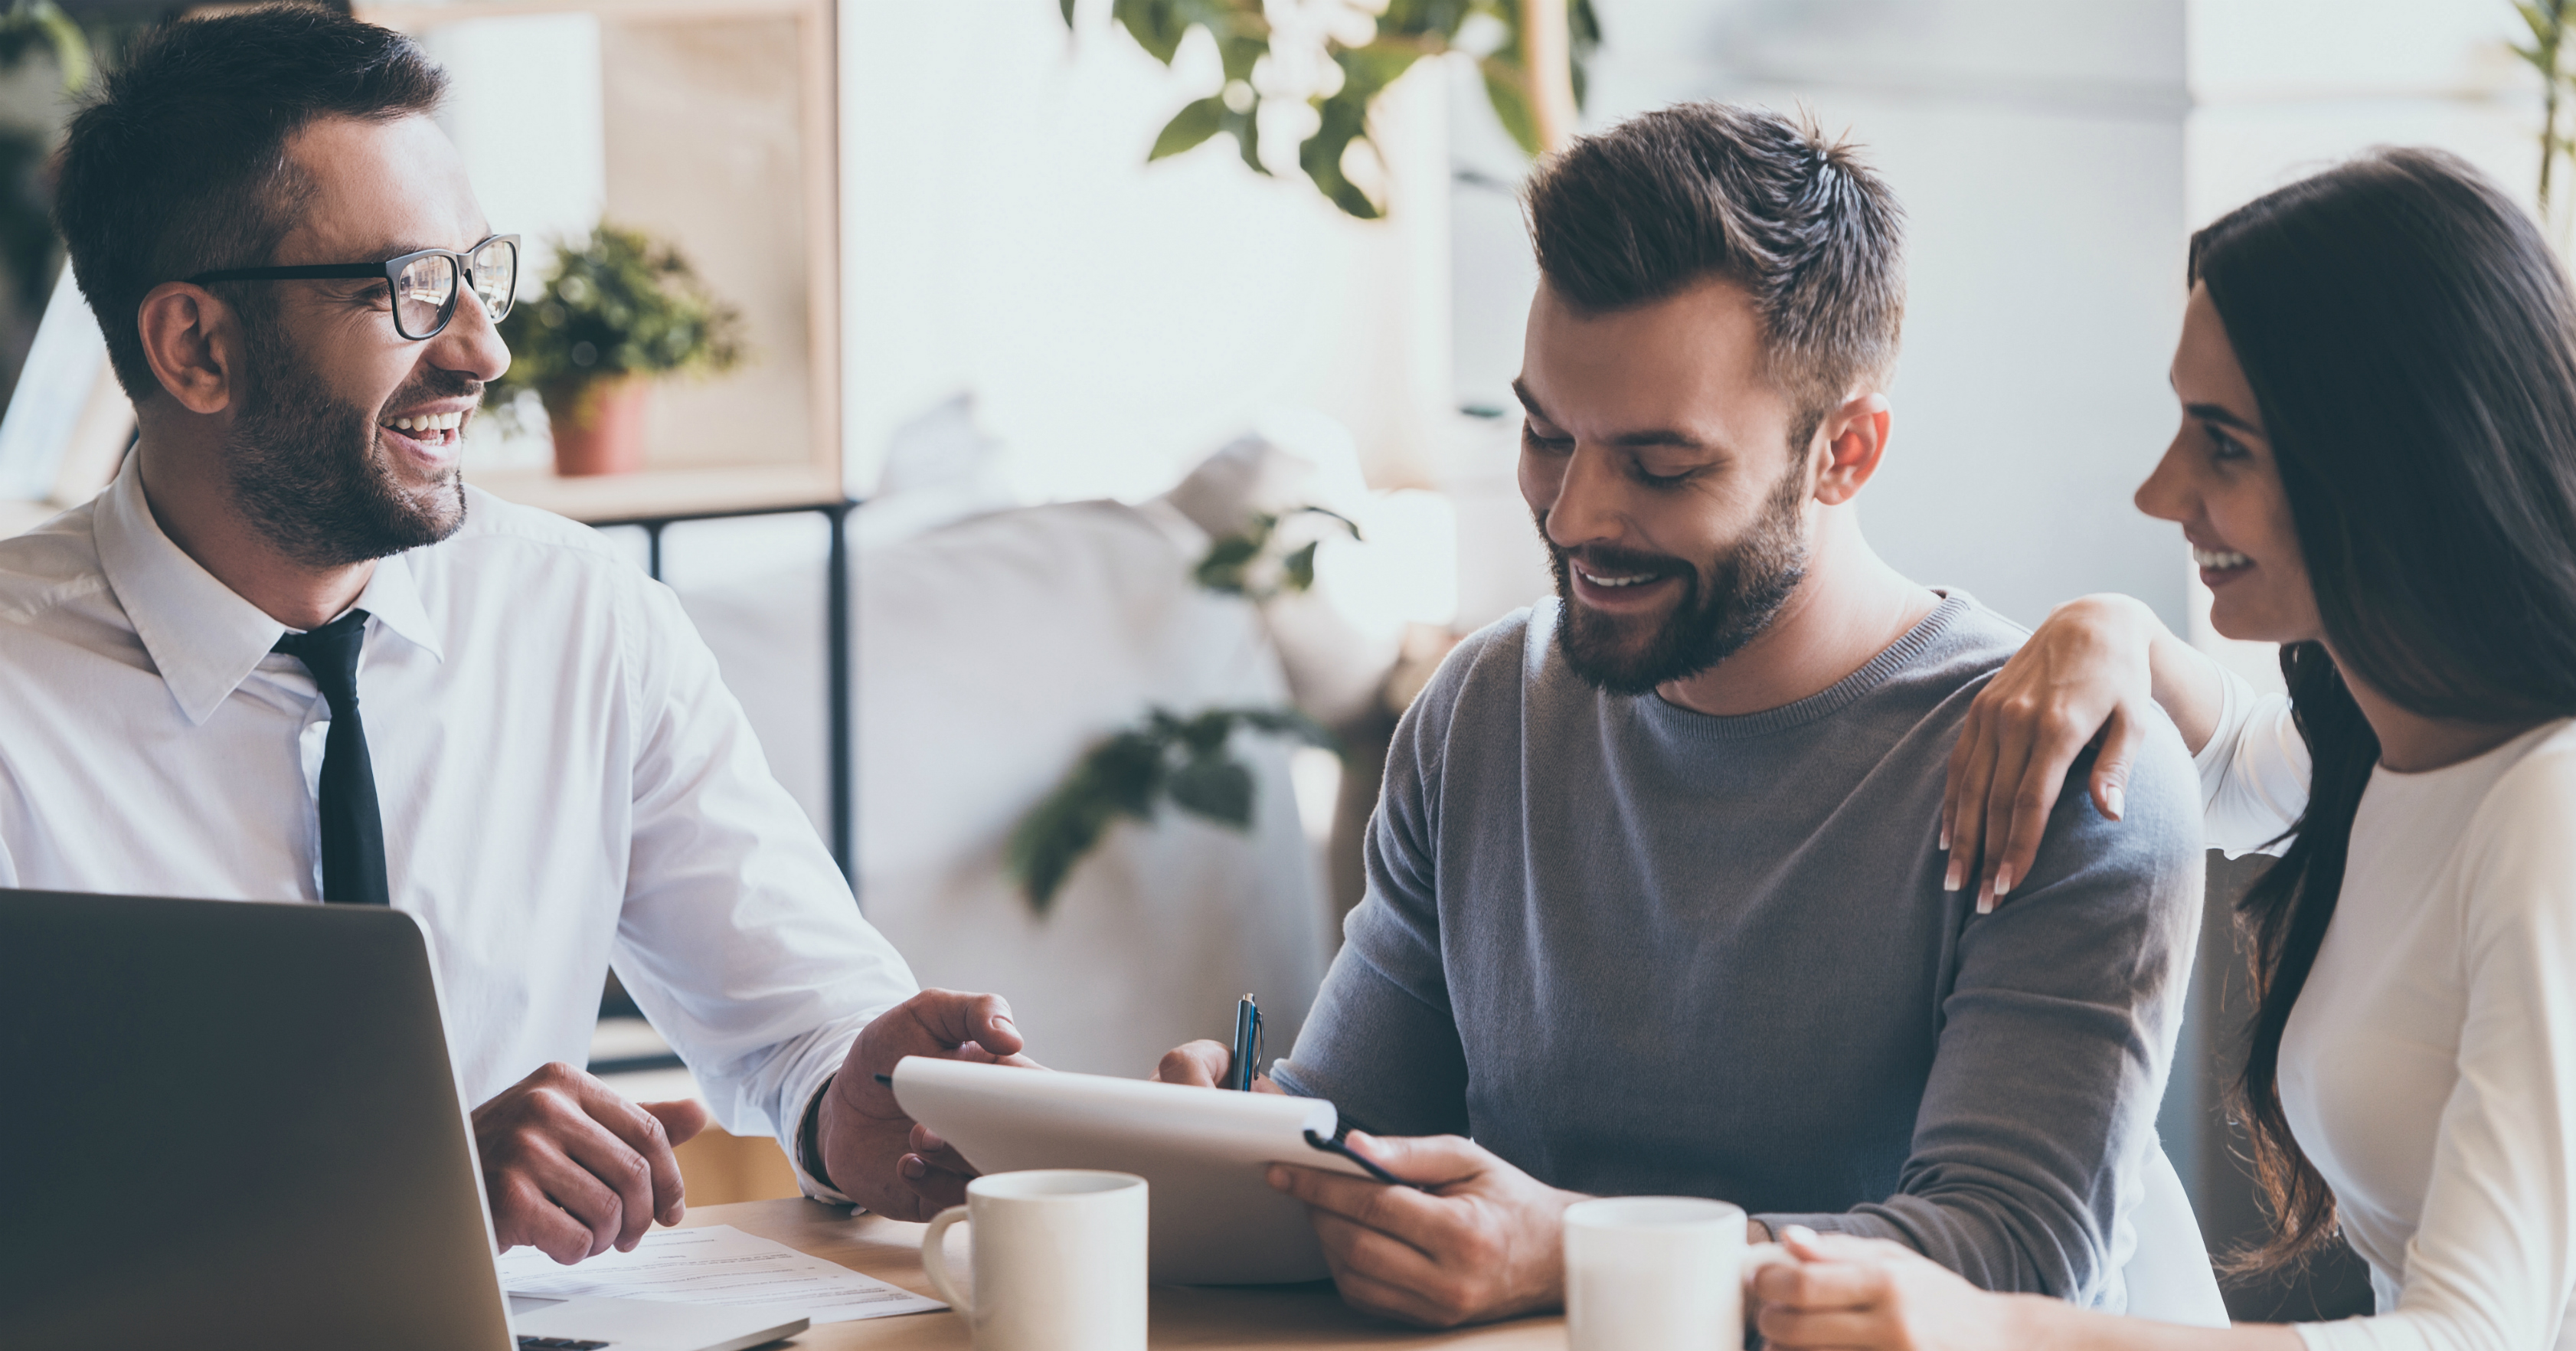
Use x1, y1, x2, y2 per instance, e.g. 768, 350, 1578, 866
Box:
1943, 594, 2163, 912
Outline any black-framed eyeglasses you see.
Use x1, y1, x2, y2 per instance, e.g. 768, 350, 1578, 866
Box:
186, 234, 520, 342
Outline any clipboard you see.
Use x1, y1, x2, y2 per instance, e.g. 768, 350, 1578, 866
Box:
888, 1056, 1379, 1284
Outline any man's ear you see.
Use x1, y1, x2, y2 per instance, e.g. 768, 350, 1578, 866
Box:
136, 282, 243, 416
1812, 391, 1892, 506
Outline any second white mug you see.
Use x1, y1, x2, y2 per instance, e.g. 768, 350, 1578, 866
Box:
920, 1169, 1149, 1351
1563, 1195, 1787, 1351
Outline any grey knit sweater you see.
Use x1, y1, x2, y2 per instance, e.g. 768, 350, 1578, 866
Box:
1271, 594, 2204, 1305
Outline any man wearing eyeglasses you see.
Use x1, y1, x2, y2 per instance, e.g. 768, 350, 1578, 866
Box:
0, 4, 1010, 1261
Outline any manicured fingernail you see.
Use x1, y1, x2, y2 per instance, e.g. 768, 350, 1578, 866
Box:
1994, 865, 2015, 898
1943, 859, 1962, 891
1783, 1224, 1816, 1241
1938, 823, 1950, 852
1975, 881, 1994, 915
899, 1154, 927, 1179
2104, 787, 2125, 820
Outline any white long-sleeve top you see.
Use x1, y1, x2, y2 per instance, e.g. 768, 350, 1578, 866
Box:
2195, 673, 2576, 1351
0, 455, 917, 1201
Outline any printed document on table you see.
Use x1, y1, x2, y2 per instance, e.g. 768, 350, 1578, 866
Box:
496, 1224, 945, 1323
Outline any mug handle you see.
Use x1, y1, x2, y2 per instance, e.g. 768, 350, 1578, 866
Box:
1738, 1242, 1794, 1351
920, 1205, 974, 1317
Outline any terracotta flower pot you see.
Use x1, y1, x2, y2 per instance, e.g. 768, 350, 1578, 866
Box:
544, 378, 651, 477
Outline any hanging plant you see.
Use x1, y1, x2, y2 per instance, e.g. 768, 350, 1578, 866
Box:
1005, 504, 1361, 911
1071, 0, 1600, 219
1192, 504, 1361, 599
1007, 706, 1336, 911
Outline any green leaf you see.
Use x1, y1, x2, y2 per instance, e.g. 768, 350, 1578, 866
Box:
1293, 504, 1362, 539
1218, 32, 1266, 82
2522, 2, 2559, 49
1229, 103, 1269, 175
1005, 701, 1328, 910
1478, 59, 1542, 158
1061, 0, 1077, 25
28, 2, 87, 92
1177, 708, 1235, 754
1234, 706, 1338, 749
1005, 781, 1115, 912
1280, 538, 1320, 592
1152, 96, 1228, 160
1168, 754, 1256, 827
1192, 532, 1263, 592
1109, 0, 1192, 63
1087, 731, 1169, 817
1299, 43, 1425, 218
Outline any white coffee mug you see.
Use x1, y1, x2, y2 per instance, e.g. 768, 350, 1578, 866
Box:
920, 1169, 1149, 1351
1562, 1196, 1788, 1351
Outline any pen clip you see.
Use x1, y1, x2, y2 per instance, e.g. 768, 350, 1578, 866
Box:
1302, 1127, 1429, 1192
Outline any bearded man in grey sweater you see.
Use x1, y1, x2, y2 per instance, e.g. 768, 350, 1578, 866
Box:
1143, 103, 2206, 1330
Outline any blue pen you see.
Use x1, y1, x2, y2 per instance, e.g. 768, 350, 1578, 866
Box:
1229, 993, 1262, 1091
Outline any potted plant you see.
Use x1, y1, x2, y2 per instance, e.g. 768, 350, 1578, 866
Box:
486, 223, 746, 476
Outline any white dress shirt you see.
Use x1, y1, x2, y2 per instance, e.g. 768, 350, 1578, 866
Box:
2198, 676, 2576, 1351
0, 453, 917, 1200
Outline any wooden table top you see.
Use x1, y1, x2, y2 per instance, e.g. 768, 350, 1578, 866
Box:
673, 1199, 1567, 1349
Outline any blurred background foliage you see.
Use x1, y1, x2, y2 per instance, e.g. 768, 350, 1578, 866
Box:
1192, 504, 1359, 600
1006, 705, 1335, 912
2516, 0, 2576, 208
1077, 0, 1599, 218
0, 1, 133, 414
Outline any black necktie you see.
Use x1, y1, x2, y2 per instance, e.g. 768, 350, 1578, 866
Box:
273, 610, 391, 906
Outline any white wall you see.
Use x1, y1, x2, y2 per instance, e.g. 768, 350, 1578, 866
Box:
839, 0, 1454, 503
727, 0, 2538, 825
423, 13, 605, 473
2182, 0, 2531, 687
1452, 0, 2198, 633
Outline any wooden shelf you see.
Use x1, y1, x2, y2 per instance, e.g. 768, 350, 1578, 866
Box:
466, 463, 848, 525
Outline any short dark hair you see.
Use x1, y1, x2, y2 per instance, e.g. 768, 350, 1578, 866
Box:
53, 3, 446, 401
1524, 103, 1906, 437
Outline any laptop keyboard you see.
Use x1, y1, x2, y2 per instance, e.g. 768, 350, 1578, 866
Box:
517, 1339, 610, 1349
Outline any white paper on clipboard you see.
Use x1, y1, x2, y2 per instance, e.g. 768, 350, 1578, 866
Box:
888, 1055, 1378, 1284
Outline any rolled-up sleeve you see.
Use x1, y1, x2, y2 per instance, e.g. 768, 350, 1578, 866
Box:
610, 581, 917, 1201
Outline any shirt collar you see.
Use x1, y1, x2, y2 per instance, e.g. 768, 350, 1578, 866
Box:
351, 538, 443, 665
92, 453, 445, 726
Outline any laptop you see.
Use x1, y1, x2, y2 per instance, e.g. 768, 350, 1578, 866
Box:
0, 889, 809, 1351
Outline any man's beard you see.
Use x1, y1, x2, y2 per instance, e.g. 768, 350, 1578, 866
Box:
222, 313, 471, 569
1542, 463, 1812, 695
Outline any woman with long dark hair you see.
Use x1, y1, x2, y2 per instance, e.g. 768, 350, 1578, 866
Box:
1753, 147, 2576, 1349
